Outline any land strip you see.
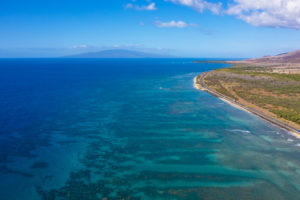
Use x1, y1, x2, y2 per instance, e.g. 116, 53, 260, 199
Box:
194, 63, 300, 138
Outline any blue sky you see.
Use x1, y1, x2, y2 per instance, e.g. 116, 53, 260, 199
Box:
1, 0, 300, 58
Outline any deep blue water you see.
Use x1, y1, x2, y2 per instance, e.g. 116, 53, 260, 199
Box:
0, 59, 300, 200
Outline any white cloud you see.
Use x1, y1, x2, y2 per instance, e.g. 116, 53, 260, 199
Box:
155, 20, 197, 28
226, 0, 300, 29
141, 2, 157, 10
168, 0, 222, 14
168, 0, 300, 29
125, 2, 157, 11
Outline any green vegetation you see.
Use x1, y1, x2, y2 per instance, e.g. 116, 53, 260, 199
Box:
204, 65, 300, 126
219, 65, 300, 81
203, 78, 237, 100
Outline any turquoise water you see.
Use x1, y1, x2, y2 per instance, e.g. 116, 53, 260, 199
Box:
0, 59, 300, 199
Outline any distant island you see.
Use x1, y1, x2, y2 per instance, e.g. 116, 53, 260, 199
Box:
65, 49, 172, 58
194, 50, 300, 137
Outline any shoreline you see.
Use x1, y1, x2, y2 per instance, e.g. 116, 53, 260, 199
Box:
194, 73, 300, 139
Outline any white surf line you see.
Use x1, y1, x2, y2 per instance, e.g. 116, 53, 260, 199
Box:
194, 73, 300, 139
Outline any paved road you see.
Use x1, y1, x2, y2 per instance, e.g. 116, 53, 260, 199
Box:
197, 72, 300, 134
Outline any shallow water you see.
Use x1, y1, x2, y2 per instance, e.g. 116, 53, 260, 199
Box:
0, 59, 300, 200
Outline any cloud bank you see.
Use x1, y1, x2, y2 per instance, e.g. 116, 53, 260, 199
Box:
168, 0, 222, 14
227, 0, 300, 29
169, 0, 300, 29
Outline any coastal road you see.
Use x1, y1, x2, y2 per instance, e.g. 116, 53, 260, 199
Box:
197, 72, 300, 135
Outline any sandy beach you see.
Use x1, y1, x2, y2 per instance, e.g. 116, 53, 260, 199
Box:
194, 74, 300, 139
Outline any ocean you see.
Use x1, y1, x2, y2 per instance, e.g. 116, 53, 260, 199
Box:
0, 59, 300, 200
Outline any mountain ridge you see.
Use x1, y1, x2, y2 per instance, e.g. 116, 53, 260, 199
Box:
246, 50, 300, 63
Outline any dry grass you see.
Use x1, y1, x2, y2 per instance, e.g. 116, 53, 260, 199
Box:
204, 64, 300, 128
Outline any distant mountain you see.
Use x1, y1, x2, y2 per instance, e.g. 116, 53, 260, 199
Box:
65, 49, 171, 58
246, 50, 300, 63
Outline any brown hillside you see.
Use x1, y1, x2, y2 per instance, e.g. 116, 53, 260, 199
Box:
247, 50, 300, 63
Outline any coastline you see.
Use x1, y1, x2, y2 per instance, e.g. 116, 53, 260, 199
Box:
194, 73, 300, 139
